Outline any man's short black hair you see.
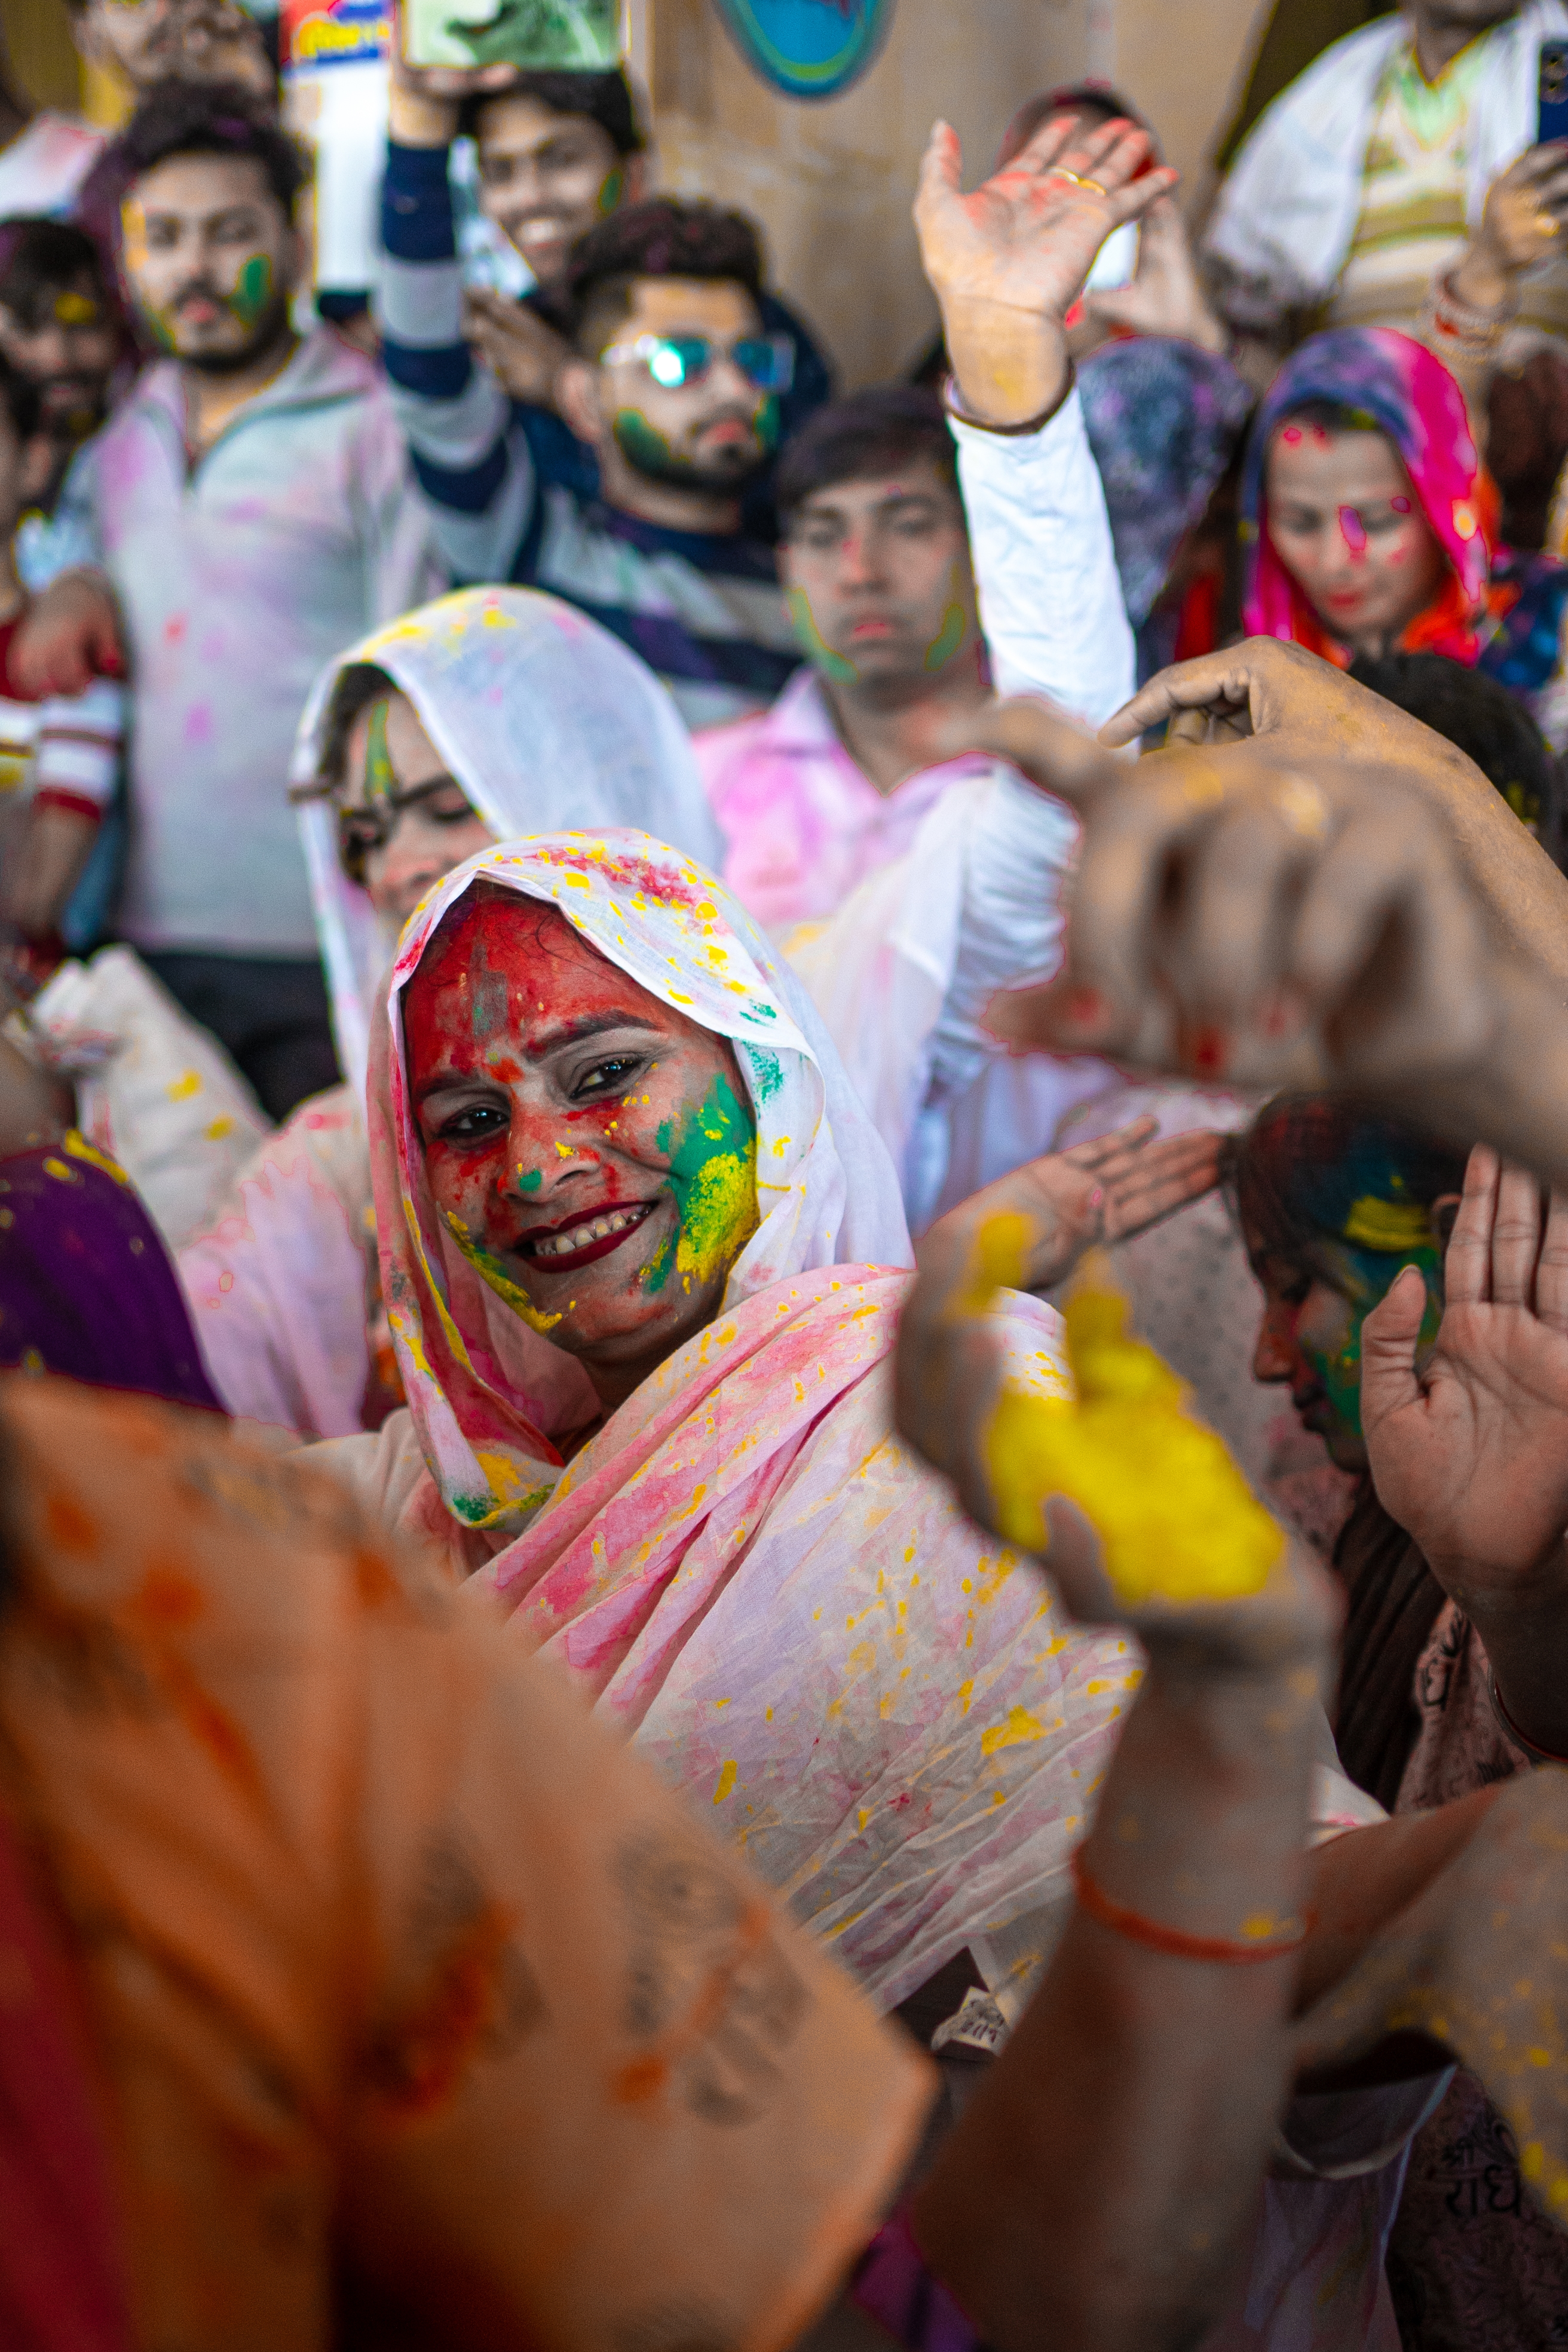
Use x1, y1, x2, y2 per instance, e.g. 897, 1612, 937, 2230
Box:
1349, 649, 1568, 868
567, 197, 764, 350
775, 388, 959, 528
468, 66, 645, 157
111, 78, 307, 218
0, 219, 112, 332
0, 351, 41, 445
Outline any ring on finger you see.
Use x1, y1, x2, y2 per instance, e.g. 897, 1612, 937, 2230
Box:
1273, 774, 1333, 843
1047, 166, 1107, 195
1536, 209, 1561, 238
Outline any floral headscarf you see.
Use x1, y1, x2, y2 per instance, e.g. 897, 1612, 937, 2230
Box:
369, 831, 914, 1537
1241, 327, 1494, 664
291, 588, 725, 1095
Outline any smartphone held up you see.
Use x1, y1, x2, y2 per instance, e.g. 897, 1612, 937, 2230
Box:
403, 0, 623, 71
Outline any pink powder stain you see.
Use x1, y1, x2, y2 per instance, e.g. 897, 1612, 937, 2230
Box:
183, 702, 215, 747
164, 614, 187, 645
1391, 495, 1411, 514
1280, 424, 1304, 446
1337, 506, 1368, 558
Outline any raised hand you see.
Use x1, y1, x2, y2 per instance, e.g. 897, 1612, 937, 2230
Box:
387, 0, 519, 143
1450, 144, 1568, 315
461, 288, 574, 408
1081, 194, 1227, 355
1363, 1148, 1568, 1596
902, 1116, 1223, 1540
12, 571, 124, 696
914, 110, 1178, 425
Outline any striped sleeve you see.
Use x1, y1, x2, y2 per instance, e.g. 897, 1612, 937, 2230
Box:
378, 139, 535, 581
34, 677, 122, 814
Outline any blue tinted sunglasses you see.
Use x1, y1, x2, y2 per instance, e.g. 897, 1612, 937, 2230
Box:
602, 331, 795, 394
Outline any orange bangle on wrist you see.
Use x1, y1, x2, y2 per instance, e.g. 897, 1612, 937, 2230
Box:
1071, 1844, 1315, 1965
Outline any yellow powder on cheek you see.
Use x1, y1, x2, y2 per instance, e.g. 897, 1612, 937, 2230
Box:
982, 1276, 1282, 1606
673, 1134, 760, 1290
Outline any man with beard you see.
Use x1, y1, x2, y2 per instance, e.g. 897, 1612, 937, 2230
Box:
0, 223, 127, 514
13, 82, 434, 1117
381, 84, 801, 728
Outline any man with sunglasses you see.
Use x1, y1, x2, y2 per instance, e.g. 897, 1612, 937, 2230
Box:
382, 62, 802, 730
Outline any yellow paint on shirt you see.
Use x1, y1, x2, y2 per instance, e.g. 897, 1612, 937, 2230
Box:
713, 1759, 738, 1803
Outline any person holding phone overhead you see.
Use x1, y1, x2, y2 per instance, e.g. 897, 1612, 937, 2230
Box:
1206, 0, 1568, 408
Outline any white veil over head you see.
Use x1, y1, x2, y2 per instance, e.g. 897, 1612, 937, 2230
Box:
290, 587, 725, 1094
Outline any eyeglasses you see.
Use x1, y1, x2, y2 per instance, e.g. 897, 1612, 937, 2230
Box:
599, 332, 795, 394
334, 778, 476, 885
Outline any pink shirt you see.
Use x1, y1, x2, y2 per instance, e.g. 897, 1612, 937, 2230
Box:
696, 667, 996, 933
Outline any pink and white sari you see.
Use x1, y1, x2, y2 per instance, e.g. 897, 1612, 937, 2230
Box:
318, 829, 1143, 2010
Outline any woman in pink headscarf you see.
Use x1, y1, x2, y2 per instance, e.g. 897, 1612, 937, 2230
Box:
1241, 324, 1568, 744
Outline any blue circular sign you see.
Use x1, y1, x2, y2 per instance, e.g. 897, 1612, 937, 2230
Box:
711, 0, 895, 99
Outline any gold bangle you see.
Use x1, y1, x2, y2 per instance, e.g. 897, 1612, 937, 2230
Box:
1046, 166, 1107, 196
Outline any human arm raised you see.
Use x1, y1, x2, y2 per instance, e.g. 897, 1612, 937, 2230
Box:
931, 690, 1568, 1195
1360, 1146, 1568, 1756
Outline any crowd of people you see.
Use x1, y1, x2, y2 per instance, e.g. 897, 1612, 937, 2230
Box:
7, 1, 1568, 2347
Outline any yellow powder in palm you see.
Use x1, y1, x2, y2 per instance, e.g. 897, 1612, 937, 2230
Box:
979, 1267, 1282, 1606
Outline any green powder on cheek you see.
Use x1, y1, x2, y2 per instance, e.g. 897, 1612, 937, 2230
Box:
227, 252, 274, 330
1304, 1251, 1442, 1443
785, 585, 858, 687
612, 408, 675, 474
923, 596, 966, 673
754, 393, 780, 455
643, 1074, 759, 1296
596, 166, 624, 217
443, 1209, 562, 1334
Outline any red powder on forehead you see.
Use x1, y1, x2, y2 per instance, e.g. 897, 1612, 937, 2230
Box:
403, 881, 670, 1085
1281, 424, 1303, 446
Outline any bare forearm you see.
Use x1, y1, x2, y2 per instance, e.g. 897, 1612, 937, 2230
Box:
914, 1651, 1318, 2352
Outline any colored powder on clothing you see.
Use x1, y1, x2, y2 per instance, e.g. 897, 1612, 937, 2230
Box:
644, 1073, 758, 1294
964, 1219, 1281, 1603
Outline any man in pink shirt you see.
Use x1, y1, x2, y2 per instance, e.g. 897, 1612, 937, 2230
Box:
693, 382, 1133, 933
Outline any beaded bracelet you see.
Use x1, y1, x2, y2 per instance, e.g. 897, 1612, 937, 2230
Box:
852, 2204, 985, 2352
1424, 269, 1509, 363
1071, 1844, 1315, 1965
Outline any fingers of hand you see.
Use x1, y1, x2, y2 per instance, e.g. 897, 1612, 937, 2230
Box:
950, 694, 1120, 804
1490, 1160, 1547, 1310
1359, 1265, 1430, 1426
1037, 1495, 1122, 1624
1536, 1187, 1568, 1334
1178, 782, 1333, 1035
1061, 1113, 1161, 1174
1445, 1144, 1500, 1306
1098, 655, 1259, 749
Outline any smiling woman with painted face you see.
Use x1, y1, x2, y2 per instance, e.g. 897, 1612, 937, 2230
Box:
1244, 326, 1568, 748
302, 826, 1273, 2019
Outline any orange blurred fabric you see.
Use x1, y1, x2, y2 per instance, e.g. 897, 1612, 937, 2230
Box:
0, 1375, 930, 2352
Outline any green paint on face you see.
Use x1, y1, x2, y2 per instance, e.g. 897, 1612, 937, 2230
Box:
596, 166, 624, 218
227, 251, 274, 331
515, 1166, 542, 1194
642, 1073, 758, 1297
443, 1207, 562, 1334
1303, 1240, 1443, 1446
786, 584, 858, 686
754, 393, 780, 455
923, 596, 967, 673
365, 699, 396, 806
612, 406, 676, 475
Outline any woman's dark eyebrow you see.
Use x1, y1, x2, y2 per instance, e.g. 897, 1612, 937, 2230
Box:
530, 1011, 663, 1057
